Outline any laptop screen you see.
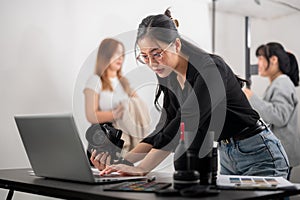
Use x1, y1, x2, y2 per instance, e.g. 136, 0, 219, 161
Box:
14, 114, 146, 183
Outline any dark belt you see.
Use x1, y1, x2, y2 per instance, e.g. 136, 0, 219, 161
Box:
221, 120, 268, 144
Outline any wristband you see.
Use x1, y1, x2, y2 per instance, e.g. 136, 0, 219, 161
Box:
115, 158, 134, 166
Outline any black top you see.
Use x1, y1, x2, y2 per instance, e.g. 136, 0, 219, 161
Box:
141, 53, 259, 151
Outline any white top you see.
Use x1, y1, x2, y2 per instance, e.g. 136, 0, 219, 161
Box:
84, 74, 129, 111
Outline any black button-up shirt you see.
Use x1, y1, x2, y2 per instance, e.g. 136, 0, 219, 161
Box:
142, 53, 259, 152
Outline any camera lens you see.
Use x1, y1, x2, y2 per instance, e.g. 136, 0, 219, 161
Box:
92, 129, 107, 145
173, 170, 200, 190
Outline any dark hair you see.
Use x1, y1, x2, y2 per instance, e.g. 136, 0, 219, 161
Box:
256, 42, 299, 86
136, 9, 198, 110
136, 9, 247, 110
136, 9, 202, 62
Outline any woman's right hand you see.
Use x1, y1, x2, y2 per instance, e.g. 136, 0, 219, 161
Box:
112, 103, 124, 120
90, 149, 111, 171
100, 164, 147, 176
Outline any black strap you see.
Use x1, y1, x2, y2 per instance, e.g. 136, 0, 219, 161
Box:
114, 158, 134, 166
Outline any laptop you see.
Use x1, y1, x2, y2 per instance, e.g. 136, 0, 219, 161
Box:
14, 113, 146, 184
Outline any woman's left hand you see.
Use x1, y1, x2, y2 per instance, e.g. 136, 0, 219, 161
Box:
100, 164, 147, 176
243, 88, 253, 99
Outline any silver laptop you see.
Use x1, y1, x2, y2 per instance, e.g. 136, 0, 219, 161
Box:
14, 113, 146, 184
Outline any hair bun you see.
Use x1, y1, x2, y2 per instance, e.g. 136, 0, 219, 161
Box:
164, 8, 179, 28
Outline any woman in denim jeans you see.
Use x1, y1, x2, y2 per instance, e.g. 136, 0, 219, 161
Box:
219, 127, 289, 178
91, 9, 289, 179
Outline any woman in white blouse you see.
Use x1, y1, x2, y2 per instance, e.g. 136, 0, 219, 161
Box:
84, 38, 137, 154
244, 42, 300, 180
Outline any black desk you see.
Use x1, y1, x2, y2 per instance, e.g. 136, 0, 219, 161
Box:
0, 168, 300, 200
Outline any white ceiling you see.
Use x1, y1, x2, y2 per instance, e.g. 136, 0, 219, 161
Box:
211, 0, 300, 19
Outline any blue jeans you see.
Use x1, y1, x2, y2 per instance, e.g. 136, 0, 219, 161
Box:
219, 129, 289, 179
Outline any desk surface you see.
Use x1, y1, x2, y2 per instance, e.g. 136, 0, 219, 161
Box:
0, 168, 300, 200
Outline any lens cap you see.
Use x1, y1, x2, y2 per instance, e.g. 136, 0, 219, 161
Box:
173, 170, 200, 190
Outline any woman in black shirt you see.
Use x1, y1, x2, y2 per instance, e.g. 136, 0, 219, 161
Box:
92, 9, 289, 178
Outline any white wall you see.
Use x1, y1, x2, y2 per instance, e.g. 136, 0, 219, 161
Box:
214, 10, 300, 183
0, 0, 211, 199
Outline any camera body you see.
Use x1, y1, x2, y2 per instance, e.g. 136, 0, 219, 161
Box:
86, 123, 124, 162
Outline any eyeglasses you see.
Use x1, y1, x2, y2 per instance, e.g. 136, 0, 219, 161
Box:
136, 42, 174, 64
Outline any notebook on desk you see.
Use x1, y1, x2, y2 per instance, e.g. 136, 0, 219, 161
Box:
14, 113, 146, 184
